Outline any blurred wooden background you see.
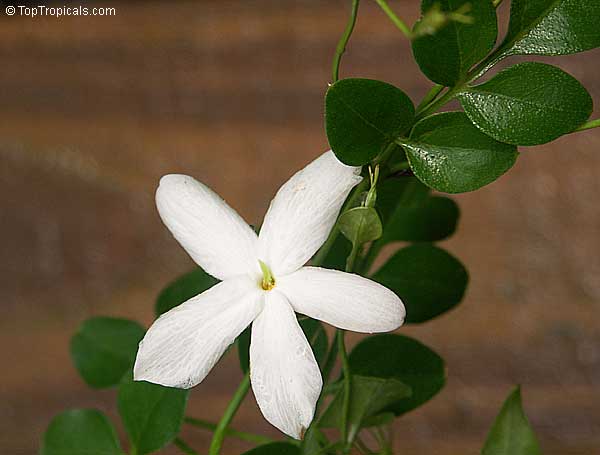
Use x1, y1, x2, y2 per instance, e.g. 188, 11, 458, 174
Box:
1, 1, 599, 454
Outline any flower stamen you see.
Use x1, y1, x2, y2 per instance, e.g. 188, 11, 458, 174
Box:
258, 260, 276, 291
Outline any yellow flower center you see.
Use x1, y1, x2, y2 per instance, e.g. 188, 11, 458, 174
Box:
258, 260, 276, 291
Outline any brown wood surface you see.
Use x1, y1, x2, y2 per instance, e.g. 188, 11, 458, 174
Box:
1, 1, 599, 454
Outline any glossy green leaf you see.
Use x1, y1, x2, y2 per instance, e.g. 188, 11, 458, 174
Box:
373, 244, 468, 323
118, 380, 189, 455
242, 442, 301, 455
338, 207, 383, 246
349, 334, 445, 415
412, 0, 498, 86
155, 267, 218, 316
399, 112, 518, 193
238, 319, 328, 373
325, 78, 415, 165
70, 317, 145, 388
458, 62, 593, 145
501, 0, 600, 57
482, 387, 542, 455
41, 409, 123, 455
320, 375, 411, 441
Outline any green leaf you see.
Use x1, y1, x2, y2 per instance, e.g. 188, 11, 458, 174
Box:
70, 317, 145, 389
458, 62, 593, 146
238, 319, 328, 374
338, 207, 383, 246
501, 0, 600, 58
325, 78, 415, 165
412, 0, 498, 86
155, 267, 218, 316
349, 334, 445, 415
320, 375, 411, 441
482, 387, 542, 455
377, 177, 431, 224
399, 112, 518, 193
242, 442, 301, 455
373, 244, 468, 323
117, 380, 189, 455
41, 409, 123, 455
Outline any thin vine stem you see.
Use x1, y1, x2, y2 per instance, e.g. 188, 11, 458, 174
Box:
574, 118, 600, 132
332, 0, 361, 83
416, 84, 444, 112
208, 372, 251, 455
185, 417, 273, 445
374, 0, 412, 38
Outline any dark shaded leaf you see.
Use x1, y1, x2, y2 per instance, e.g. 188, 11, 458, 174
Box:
70, 317, 145, 388
412, 0, 498, 86
118, 380, 189, 455
320, 375, 411, 442
326, 78, 415, 165
155, 268, 218, 316
41, 409, 123, 455
373, 244, 468, 323
349, 334, 445, 415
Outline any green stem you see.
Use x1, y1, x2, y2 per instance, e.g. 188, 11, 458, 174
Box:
416, 84, 444, 112
337, 329, 352, 451
208, 373, 251, 455
492, 0, 505, 7
332, 0, 361, 83
185, 417, 273, 445
374, 0, 412, 38
174, 438, 199, 455
345, 242, 361, 272
387, 160, 410, 175
574, 118, 600, 132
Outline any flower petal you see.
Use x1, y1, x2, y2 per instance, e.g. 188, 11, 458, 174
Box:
156, 174, 259, 280
278, 266, 405, 333
258, 151, 362, 276
250, 291, 322, 438
134, 277, 263, 389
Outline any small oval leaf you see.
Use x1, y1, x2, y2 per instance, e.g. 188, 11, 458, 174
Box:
326, 78, 415, 165
458, 62, 593, 145
338, 206, 383, 246
118, 380, 189, 455
412, 0, 498, 86
400, 112, 518, 193
373, 244, 468, 323
41, 409, 123, 455
70, 317, 145, 388
348, 334, 446, 415
502, 0, 600, 57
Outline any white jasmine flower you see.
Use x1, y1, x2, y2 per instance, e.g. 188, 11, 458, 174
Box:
134, 150, 405, 438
